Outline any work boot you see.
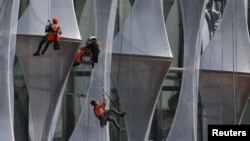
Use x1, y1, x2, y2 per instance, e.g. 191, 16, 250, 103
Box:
33, 52, 40, 56
120, 112, 126, 118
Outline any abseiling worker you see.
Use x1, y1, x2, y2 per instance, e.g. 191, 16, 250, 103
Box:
73, 36, 100, 68
86, 36, 100, 68
33, 17, 62, 56
90, 88, 126, 132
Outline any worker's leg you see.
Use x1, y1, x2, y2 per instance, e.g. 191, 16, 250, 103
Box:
110, 108, 126, 117
41, 41, 52, 55
98, 116, 106, 127
33, 37, 46, 56
108, 116, 121, 129
57, 42, 60, 50
77, 50, 84, 63
92, 52, 98, 63
54, 40, 60, 50
107, 115, 126, 131
95, 52, 99, 63
55, 35, 60, 50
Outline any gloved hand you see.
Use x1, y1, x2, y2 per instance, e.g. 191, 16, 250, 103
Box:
47, 20, 52, 26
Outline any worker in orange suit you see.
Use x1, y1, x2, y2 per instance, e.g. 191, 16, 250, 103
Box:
90, 88, 126, 132
73, 47, 90, 66
33, 17, 62, 56
73, 36, 100, 67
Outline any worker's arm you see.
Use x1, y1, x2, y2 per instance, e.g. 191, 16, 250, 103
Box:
80, 46, 87, 51
97, 40, 101, 46
95, 40, 101, 53
101, 88, 107, 107
45, 25, 50, 33
45, 20, 51, 32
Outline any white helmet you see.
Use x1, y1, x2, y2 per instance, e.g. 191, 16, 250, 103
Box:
88, 36, 97, 40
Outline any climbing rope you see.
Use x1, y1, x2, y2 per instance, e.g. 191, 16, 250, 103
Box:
112, 0, 130, 112
87, 0, 95, 140
109, 0, 133, 137
232, 0, 237, 124
48, 0, 50, 21
102, 87, 117, 108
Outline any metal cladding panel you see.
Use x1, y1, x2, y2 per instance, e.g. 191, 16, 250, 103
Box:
70, 0, 117, 141
77, 0, 95, 40
112, 55, 171, 141
16, 36, 79, 141
200, 0, 250, 124
112, 0, 172, 58
166, 0, 206, 141
0, 0, 19, 140
118, 0, 131, 28
202, 20, 210, 52
200, 71, 250, 124
17, 0, 81, 40
201, 0, 250, 73
112, 0, 172, 140
165, 0, 180, 67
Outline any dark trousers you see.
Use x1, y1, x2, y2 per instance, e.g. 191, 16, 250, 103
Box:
90, 52, 99, 68
35, 36, 59, 54
98, 108, 123, 129
91, 52, 99, 63
107, 108, 123, 129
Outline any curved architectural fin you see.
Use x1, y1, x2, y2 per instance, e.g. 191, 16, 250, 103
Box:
112, 0, 172, 140
200, 0, 250, 124
0, 0, 20, 140
16, 0, 81, 140
166, 0, 206, 141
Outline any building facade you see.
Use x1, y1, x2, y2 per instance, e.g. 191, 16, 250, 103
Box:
0, 0, 249, 141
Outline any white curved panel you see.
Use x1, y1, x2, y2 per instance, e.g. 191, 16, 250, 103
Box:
166, 0, 206, 141
118, 0, 131, 28
166, 0, 180, 67
202, 20, 210, 52
113, 0, 172, 58
0, 0, 19, 140
200, 0, 250, 124
112, 0, 172, 140
16, 0, 81, 141
16, 37, 79, 141
18, 0, 81, 40
201, 0, 250, 73
77, 0, 95, 41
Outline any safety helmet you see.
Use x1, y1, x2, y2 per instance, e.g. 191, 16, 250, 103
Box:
88, 36, 97, 41
91, 100, 97, 106
52, 17, 59, 24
